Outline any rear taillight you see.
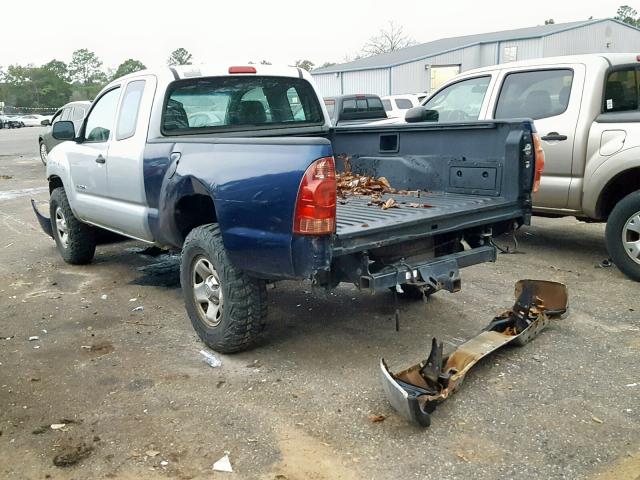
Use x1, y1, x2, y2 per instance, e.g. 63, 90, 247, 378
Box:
293, 157, 336, 235
532, 133, 545, 193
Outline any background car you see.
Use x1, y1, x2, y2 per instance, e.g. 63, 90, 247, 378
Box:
381, 94, 422, 119
0, 114, 24, 128
20, 114, 47, 127
38, 101, 91, 165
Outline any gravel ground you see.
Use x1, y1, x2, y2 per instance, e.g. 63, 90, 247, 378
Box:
0, 127, 638, 479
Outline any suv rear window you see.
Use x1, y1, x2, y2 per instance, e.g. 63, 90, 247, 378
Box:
163, 76, 324, 133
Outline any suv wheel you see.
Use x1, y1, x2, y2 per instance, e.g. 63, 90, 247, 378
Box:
605, 191, 640, 281
181, 224, 267, 353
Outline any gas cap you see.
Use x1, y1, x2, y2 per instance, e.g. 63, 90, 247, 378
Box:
600, 130, 626, 156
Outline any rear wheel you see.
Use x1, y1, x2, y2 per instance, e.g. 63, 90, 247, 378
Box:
605, 191, 640, 281
39, 142, 48, 165
181, 224, 267, 353
49, 187, 96, 264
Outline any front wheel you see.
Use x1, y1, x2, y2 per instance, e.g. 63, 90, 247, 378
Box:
180, 224, 267, 353
39, 142, 48, 165
605, 191, 640, 281
49, 187, 96, 264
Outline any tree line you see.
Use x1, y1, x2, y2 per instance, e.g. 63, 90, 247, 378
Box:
2, 5, 635, 113
0, 48, 196, 112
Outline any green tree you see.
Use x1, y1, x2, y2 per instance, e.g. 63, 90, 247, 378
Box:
167, 48, 193, 66
615, 5, 639, 27
544, 18, 555, 25
42, 59, 69, 81
112, 59, 146, 79
294, 59, 315, 71
68, 49, 104, 84
319, 61, 336, 69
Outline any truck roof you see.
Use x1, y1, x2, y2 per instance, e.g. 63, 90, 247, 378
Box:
461, 53, 640, 75
110, 64, 312, 85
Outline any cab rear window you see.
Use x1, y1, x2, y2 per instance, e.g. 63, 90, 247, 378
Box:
163, 76, 324, 133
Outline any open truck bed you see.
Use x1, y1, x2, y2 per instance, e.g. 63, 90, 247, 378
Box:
325, 120, 537, 293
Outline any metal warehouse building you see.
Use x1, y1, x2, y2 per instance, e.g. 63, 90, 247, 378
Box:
311, 18, 640, 97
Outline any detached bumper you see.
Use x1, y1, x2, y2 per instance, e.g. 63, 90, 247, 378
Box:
31, 199, 53, 238
380, 279, 568, 427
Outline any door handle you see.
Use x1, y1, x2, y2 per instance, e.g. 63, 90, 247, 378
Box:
541, 133, 567, 141
95, 155, 106, 164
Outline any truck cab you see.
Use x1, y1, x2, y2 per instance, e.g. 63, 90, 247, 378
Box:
415, 53, 640, 281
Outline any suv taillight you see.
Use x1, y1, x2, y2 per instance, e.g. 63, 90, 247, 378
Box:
532, 133, 545, 193
293, 157, 336, 235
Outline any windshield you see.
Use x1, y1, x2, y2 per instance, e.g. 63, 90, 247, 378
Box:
423, 76, 491, 122
163, 76, 324, 133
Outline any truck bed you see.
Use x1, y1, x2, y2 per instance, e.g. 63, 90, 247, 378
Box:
328, 121, 536, 256
334, 191, 519, 255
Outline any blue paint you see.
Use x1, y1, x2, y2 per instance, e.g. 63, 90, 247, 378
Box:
142, 139, 333, 279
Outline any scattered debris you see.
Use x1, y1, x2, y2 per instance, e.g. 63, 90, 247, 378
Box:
0, 175, 13, 180
336, 156, 427, 209
28, 336, 39, 341
146, 450, 160, 457
212, 454, 233, 473
456, 452, 470, 462
591, 416, 604, 424
32, 425, 48, 435
50, 423, 66, 430
160, 460, 169, 466
596, 259, 614, 268
626, 383, 638, 387
82, 341, 115, 356
129, 298, 137, 302
53, 442, 93, 467
381, 279, 569, 427
100, 294, 108, 300
368, 414, 386, 423
200, 350, 222, 368
131, 306, 144, 312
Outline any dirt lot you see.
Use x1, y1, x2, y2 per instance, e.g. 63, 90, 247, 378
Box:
1, 126, 639, 479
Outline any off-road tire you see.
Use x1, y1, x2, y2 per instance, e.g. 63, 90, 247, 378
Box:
605, 191, 640, 281
181, 224, 267, 353
49, 187, 96, 264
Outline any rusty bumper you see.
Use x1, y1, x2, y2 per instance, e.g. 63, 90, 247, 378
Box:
380, 279, 568, 427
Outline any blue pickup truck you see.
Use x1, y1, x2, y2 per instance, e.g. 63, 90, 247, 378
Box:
35, 64, 542, 353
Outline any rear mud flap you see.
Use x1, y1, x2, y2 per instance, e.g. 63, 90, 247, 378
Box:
380, 279, 568, 427
31, 199, 54, 239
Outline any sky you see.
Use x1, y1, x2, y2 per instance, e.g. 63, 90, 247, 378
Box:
0, 0, 625, 71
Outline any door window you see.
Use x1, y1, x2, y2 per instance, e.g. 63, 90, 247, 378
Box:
495, 69, 573, 120
423, 76, 491, 122
51, 110, 63, 125
382, 99, 392, 111
116, 80, 146, 140
84, 88, 121, 142
603, 68, 639, 112
72, 107, 85, 121
60, 108, 72, 121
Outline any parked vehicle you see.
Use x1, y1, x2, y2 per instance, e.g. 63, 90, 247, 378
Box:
412, 53, 640, 281
38, 101, 91, 165
381, 94, 422, 119
323, 94, 388, 125
19, 114, 47, 127
0, 115, 24, 128
35, 64, 540, 353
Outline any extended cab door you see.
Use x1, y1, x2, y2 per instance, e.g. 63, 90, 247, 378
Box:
490, 65, 585, 209
66, 87, 121, 224
103, 76, 157, 240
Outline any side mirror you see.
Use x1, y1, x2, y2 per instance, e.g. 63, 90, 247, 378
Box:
41, 119, 51, 126
52, 120, 75, 140
405, 107, 439, 123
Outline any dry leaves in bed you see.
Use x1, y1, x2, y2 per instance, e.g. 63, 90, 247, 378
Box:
336, 155, 433, 209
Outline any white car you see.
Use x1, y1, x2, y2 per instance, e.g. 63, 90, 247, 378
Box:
381, 94, 422, 119
19, 114, 47, 127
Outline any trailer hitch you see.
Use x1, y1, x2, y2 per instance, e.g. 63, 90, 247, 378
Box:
380, 279, 568, 427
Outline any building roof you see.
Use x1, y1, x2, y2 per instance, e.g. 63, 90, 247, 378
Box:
312, 18, 625, 74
